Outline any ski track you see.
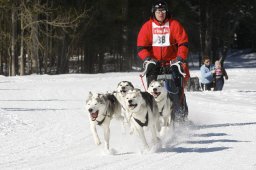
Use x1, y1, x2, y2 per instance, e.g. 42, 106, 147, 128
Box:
0, 67, 256, 169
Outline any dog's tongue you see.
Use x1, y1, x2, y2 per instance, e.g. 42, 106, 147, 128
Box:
90, 111, 98, 121
129, 103, 137, 108
153, 92, 160, 97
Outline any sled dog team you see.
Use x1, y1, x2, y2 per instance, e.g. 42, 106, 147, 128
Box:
85, 80, 174, 151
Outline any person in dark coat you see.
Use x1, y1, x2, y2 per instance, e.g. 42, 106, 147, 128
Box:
214, 60, 228, 91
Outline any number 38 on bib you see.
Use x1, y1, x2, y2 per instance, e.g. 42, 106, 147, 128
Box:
152, 22, 170, 47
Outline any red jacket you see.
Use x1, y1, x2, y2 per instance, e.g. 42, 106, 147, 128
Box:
137, 18, 189, 61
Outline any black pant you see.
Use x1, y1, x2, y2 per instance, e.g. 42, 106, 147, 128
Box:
214, 77, 224, 91
201, 83, 213, 91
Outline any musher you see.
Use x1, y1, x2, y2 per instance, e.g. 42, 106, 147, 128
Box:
137, 0, 190, 121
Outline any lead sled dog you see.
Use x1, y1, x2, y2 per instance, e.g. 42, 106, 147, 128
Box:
147, 80, 173, 136
86, 92, 122, 150
124, 88, 160, 150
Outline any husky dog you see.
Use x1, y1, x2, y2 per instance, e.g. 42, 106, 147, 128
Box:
114, 81, 134, 109
147, 80, 173, 136
125, 88, 160, 150
116, 81, 134, 98
114, 81, 134, 127
86, 92, 122, 150
186, 77, 201, 91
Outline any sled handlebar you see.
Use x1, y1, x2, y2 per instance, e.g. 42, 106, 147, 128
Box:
140, 60, 186, 78
140, 60, 156, 77
170, 61, 186, 77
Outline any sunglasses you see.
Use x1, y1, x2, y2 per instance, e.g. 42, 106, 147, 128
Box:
155, 9, 167, 14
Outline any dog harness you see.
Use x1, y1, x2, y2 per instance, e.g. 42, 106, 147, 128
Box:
96, 112, 111, 126
133, 112, 149, 127
159, 106, 164, 116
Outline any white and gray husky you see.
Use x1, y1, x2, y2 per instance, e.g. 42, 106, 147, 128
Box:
114, 81, 134, 129
147, 80, 173, 136
125, 88, 160, 150
86, 92, 122, 150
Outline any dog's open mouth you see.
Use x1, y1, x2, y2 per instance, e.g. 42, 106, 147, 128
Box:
152, 92, 161, 98
120, 90, 126, 93
90, 110, 99, 121
128, 103, 138, 109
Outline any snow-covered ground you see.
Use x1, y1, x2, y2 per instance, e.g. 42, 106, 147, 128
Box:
0, 51, 256, 170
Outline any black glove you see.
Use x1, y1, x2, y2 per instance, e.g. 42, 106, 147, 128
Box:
143, 57, 157, 75
171, 56, 185, 64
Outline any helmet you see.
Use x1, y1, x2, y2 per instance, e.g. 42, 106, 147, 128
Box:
151, 0, 169, 13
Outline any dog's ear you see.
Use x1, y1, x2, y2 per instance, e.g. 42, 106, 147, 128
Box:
99, 93, 107, 104
127, 81, 134, 88
88, 91, 93, 98
149, 80, 156, 86
160, 80, 164, 86
118, 81, 126, 87
98, 93, 104, 98
117, 81, 122, 87
86, 91, 93, 103
135, 89, 141, 95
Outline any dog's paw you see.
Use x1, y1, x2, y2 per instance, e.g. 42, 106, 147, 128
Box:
151, 137, 161, 145
150, 142, 162, 153
139, 145, 150, 154
129, 128, 134, 135
159, 126, 169, 137
95, 140, 101, 145
101, 148, 117, 155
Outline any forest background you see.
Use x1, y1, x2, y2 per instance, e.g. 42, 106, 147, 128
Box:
0, 0, 255, 76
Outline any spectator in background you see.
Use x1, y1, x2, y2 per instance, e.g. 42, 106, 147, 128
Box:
214, 60, 228, 91
200, 57, 215, 91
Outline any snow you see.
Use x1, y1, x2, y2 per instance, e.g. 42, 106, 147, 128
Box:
1, 51, 256, 170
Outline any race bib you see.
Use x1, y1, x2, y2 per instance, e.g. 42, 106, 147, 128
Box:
152, 21, 170, 46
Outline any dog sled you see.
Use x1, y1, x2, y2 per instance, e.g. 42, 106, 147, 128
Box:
141, 60, 189, 122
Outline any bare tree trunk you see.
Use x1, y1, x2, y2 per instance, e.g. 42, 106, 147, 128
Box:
20, 8, 25, 76
31, 12, 39, 74
204, 1, 211, 58
44, 26, 49, 74
121, 0, 129, 71
198, 0, 204, 67
11, 4, 17, 76
57, 34, 68, 74
0, 11, 3, 75
84, 43, 93, 73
